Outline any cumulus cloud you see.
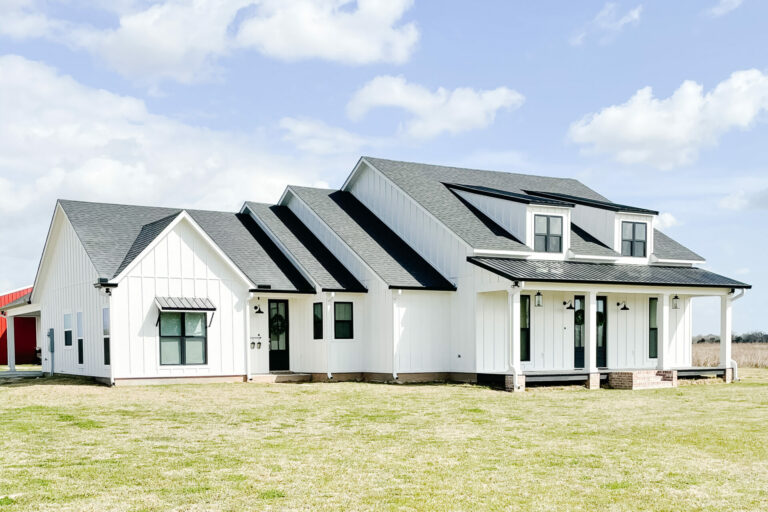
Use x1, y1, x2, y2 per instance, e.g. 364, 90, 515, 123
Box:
0, 54, 329, 289
346, 75, 524, 139
706, 0, 743, 17
570, 2, 642, 46
655, 212, 680, 230
279, 117, 381, 154
0, 0, 419, 84
569, 69, 768, 169
719, 188, 768, 210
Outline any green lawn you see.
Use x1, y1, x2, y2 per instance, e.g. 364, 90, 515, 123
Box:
1, 372, 768, 511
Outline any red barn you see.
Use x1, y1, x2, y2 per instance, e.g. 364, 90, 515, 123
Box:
0, 287, 36, 365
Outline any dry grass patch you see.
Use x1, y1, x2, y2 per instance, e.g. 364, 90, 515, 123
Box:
1, 373, 768, 511
693, 342, 768, 368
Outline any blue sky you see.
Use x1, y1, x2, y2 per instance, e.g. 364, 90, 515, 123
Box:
0, 0, 765, 334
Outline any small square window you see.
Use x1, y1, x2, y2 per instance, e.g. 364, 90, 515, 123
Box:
621, 222, 648, 257
533, 215, 564, 253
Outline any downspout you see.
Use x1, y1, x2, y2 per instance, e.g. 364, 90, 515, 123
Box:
326, 292, 333, 380
246, 292, 253, 382
729, 288, 746, 382
392, 290, 399, 381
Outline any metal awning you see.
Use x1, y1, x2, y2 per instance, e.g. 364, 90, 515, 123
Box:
468, 257, 751, 289
154, 297, 217, 311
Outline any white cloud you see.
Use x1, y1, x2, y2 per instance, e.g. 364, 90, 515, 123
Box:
236, 0, 418, 64
0, 0, 419, 84
570, 2, 642, 46
706, 0, 743, 17
346, 75, 524, 139
569, 69, 768, 169
279, 117, 381, 154
0, 54, 331, 290
719, 188, 768, 210
655, 212, 680, 230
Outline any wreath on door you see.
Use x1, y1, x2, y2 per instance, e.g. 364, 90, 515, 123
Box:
574, 310, 585, 326
596, 311, 606, 327
270, 313, 287, 337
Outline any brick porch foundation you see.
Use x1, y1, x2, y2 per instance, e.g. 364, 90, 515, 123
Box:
608, 370, 677, 390
723, 368, 734, 383
504, 374, 526, 392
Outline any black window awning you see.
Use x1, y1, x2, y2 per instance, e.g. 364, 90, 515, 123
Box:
155, 297, 217, 311
468, 257, 751, 289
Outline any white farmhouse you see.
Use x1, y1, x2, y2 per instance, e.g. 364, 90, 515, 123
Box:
1, 157, 750, 390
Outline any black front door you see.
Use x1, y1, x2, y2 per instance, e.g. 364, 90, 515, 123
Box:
574, 295, 585, 369
597, 296, 607, 368
268, 300, 289, 371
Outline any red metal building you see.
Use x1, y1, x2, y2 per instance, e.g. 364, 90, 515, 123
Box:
0, 287, 36, 365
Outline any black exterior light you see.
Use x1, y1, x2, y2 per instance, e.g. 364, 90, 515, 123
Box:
618, 301, 630, 311
535, 291, 543, 308
672, 295, 680, 310
563, 300, 575, 310
254, 304, 264, 314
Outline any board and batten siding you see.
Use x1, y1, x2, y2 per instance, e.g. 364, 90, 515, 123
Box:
393, 290, 451, 373
34, 207, 110, 378
110, 218, 249, 379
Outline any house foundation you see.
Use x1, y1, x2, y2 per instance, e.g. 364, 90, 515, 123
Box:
608, 370, 677, 390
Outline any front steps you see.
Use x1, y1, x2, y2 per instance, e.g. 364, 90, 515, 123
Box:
608, 370, 677, 390
250, 372, 311, 384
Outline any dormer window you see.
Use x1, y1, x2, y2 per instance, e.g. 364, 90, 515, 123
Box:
534, 215, 563, 253
621, 221, 647, 257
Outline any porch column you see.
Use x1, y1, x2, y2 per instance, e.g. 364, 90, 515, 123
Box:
6, 316, 15, 372
584, 291, 599, 389
720, 295, 733, 382
507, 289, 523, 391
658, 293, 670, 370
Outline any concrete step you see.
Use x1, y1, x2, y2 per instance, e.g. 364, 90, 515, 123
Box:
249, 373, 311, 384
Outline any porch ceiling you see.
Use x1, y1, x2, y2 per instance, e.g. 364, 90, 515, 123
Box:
468, 257, 751, 289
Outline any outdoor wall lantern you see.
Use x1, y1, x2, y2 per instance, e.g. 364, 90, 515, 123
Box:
254, 304, 264, 314
563, 300, 575, 310
534, 291, 543, 308
250, 334, 262, 350
672, 295, 680, 310
617, 301, 630, 311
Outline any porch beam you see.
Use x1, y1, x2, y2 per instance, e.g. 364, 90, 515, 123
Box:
6, 316, 15, 372
720, 295, 732, 369
519, 282, 730, 297
658, 293, 670, 370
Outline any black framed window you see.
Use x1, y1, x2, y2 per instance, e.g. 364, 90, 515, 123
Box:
103, 308, 111, 366
649, 297, 658, 359
520, 295, 531, 362
621, 221, 647, 257
64, 313, 73, 347
534, 215, 563, 253
76, 312, 84, 365
159, 312, 207, 365
334, 302, 353, 339
313, 303, 323, 340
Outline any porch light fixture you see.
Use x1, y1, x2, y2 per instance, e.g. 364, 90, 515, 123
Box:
617, 301, 630, 311
563, 300, 575, 310
672, 295, 680, 310
254, 304, 264, 314
534, 291, 543, 308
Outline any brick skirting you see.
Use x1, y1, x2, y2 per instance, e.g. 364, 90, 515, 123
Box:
608, 370, 677, 390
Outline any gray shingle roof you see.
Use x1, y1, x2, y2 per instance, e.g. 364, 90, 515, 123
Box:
58, 200, 314, 293
653, 229, 705, 262
243, 202, 366, 292
570, 224, 619, 257
287, 187, 455, 290
361, 157, 703, 262
468, 257, 750, 289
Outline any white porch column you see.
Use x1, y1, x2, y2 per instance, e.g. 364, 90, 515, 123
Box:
720, 295, 732, 369
658, 293, 670, 370
6, 316, 16, 372
508, 289, 522, 390
584, 291, 598, 388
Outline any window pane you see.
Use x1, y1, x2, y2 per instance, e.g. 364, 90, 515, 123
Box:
548, 236, 562, 253
313, 303, 323, 340
103, 308, 110, 336
520, 295, 530, 328
185, 313, 206, 337
160, 313, 182, 336
549, 216, 562, 235
335, 321, 353, 339
649, 298, 658, 328
649, 329, 658, 359
534, 215, 547, 234
635, 223, 646, 241
622, 222, 633, 240
634, 241, 646, 257
160, 338, 181, 365
77, 338, 84, 364
520, 329, 530, 362
185, 338, 206, 365
104, 337, 110, 366
64, 314, 72, 330
76, 312, 83, 337
534, 235, 547, 252
64, 331, 73, 346
335, 303, 352, 321
621, 241, 632, 256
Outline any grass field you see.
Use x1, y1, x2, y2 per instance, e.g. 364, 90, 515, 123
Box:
1, 372, 768, 511
693, 342, 768, 368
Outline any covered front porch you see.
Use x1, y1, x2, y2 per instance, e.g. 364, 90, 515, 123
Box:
1, 293, 44, 379
470, 257, 750, 391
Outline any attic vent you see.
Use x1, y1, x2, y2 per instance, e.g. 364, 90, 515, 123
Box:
256, 284, 272, 290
